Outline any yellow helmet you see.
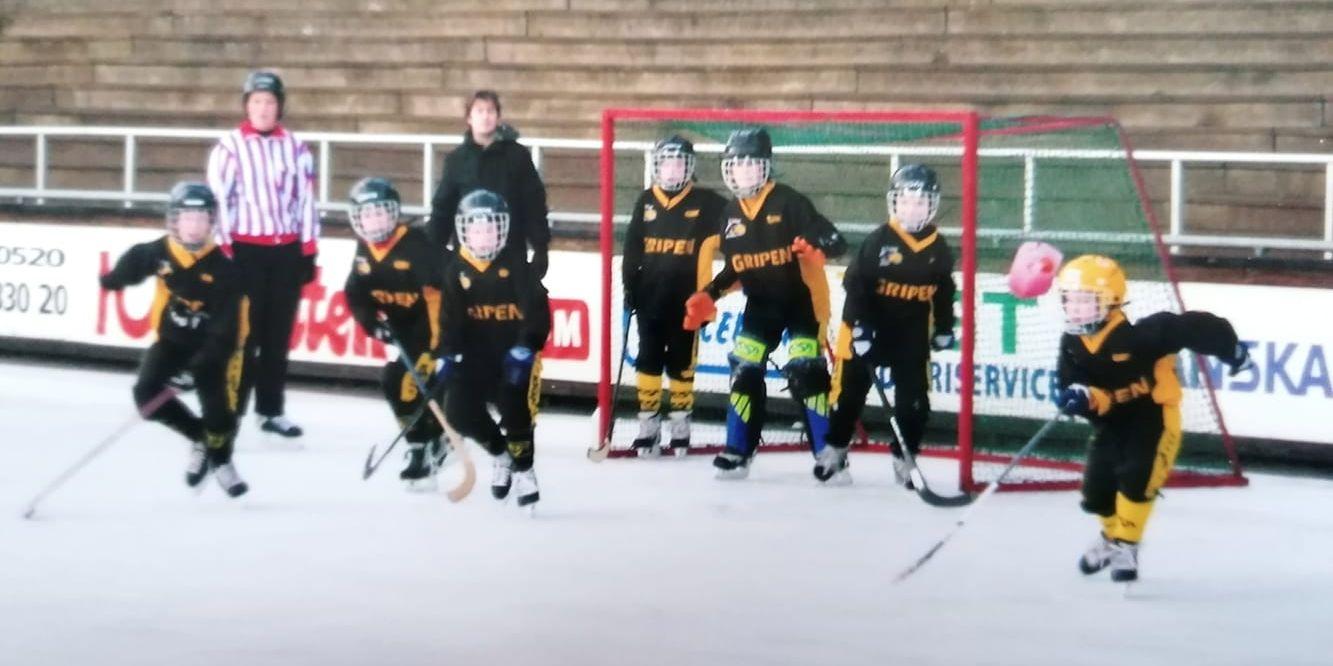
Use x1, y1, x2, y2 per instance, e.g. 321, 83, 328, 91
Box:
1055, 254, 1126, 335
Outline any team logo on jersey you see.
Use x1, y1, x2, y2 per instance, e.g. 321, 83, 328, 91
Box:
200, 273, 214, 283
644, 205, 657, 222
765, 213, 782, 224
724, 217, 746, 239
459, 274, 472, 290
1112, 353, 1132, 362
879, 246, 903, 266
354, 257, 371, 275
393, 260, 411, 270
157, 260, 173, 276
499, 268, 510, 278
685, 209, 700, 219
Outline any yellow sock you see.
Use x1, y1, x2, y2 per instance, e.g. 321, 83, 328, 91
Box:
668, 378, 694, 412
1110, 492, 1154, 543
636, 372, 663, 413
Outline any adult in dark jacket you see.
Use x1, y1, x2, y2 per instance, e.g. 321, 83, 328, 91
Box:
428, 90, 551, 279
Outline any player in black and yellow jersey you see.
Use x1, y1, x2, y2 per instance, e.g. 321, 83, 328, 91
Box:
682, 128, 847, 480
343, 177, 449, 488
824, 164, 957, 486
1053, 254, 1251, 583
622, 135, 727, 456
438, 189, 551, 510
99, 182, 249, 497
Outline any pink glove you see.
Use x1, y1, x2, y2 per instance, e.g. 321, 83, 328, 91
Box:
1008, 241, 1063, 298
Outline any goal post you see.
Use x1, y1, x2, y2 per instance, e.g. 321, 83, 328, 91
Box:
596, 107, 1245, 493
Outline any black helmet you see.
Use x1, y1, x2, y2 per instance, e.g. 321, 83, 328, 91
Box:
455, 189, 510, 262
888, 163, 942, 232
168, 181, 217, 215
243, 70, 286, 114
652, 134, 696, 192
722, 127, 772, 160
721, 127, 773, 198
166, 181, 217, 251
890, 163, 940, 194
347, 177, 402, 243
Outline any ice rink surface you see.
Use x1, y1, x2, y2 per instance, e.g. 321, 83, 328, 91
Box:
2, 359, 1330, 666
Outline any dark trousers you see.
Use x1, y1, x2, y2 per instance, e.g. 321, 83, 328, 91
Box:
233, 242, 304, 417
381, 320, 443, 444
134, 340, 241, 444
445, 356, 541, 470
829, 330, 932, 454
1081, 404, 1178, 515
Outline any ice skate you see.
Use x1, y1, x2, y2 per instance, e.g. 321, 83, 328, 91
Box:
631, 411, 662, 457
666, 410, 691, 457
813, 446, 851, 485
713, 451, 751, 480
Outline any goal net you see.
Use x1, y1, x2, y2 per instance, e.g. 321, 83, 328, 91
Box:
596, 108, 1246, 493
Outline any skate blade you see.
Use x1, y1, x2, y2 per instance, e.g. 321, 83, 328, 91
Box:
819, 470, 853, 487
714, 468, 751, 481
405, 478, 439, 493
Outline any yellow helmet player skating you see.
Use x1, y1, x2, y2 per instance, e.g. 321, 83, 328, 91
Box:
1055, 254, 1127, 335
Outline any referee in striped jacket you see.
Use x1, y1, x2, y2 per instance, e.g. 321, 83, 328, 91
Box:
207, 70, 319, 439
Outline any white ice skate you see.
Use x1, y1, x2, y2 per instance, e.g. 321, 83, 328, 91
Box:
213, 462, 248, 498
491, 452, 514, 500
666, 410, 691, 457
1079, 533, 1116, 575
631, 411, 662, 457
813, 446, 851, 486
513, 469, 540, 513
713, 451, 751, 480
1108, 541, 1139, 583
185, 441, 211, 488
891, 455, 916, 490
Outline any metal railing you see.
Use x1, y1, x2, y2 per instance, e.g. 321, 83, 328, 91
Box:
1, 125, 1330, 259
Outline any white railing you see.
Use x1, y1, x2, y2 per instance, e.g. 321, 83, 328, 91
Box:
1, 126, 1331, 259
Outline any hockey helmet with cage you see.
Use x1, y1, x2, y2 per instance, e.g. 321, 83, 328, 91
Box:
243, 70, 286, 116
455, 189, 510, 262
888, 163, 941, 233
1055, 254, 1127, 336
347, 177, 402, 244
721, 127, 773, 199
166, 181, 217, 252
652, 134, 696, 192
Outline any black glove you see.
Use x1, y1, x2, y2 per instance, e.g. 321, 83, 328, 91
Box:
1226, 342, 1254, 377
167, 370, 195, 392
931, 330, 956, 352
850, 323, 874, 357
530, 246, 549, 280
371, 322, 394, 343
299, 254, 318, 285
623, 272, 640, 313
1056, 384, 1093, 417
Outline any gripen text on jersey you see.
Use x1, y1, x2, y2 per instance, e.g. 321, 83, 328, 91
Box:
468, 302, 524, 321
875, 280, 938, 302
730, 247, 792, 273
644, 237, 698, 256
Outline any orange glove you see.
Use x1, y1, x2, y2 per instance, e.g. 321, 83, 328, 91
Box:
791, 237, 826, 268
682, 291, 717, 331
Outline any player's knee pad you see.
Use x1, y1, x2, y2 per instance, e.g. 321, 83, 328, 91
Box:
784, 357, 831, 401
728, 356, 766, 396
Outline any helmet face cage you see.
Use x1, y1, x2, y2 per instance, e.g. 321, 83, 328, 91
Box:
455, 210, 510, 262
652, 146, 696, 192
167, 208, 215, 251
1059, 288, 1111, 335
348, 200, 400, 243
889, 185, 940, 232
721, 156, 771, 199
